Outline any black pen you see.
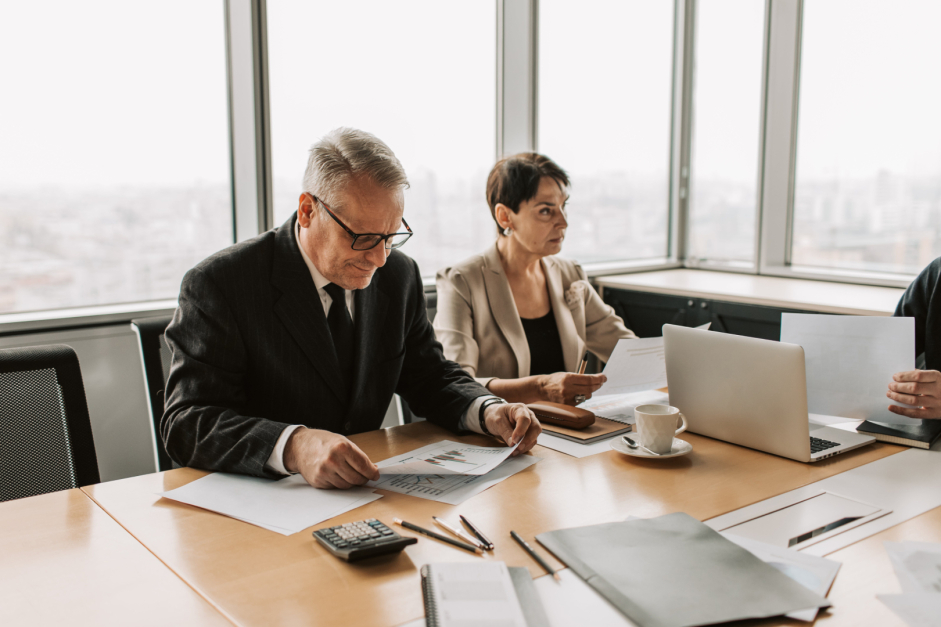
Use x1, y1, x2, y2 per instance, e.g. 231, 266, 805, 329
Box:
459, 514, 495, 550
394, 518, 482, 555
510, 530, 560, 580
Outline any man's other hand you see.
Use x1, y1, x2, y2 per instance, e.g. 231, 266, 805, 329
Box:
887, 370, 941, 419
283, 428, 380, 489
483, 402, 542, 455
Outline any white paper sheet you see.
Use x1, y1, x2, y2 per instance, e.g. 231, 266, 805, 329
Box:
878, 593, 941, 627
723, 533, 841, 621
577, 390, 670, 424
885, 541, 941, 593
536, 432, 621, 458
595, 337, 667, 396
368, 454, 539, 505
780, 313, 917, 425
374, 440, 519, 476
159, 473, 382, 536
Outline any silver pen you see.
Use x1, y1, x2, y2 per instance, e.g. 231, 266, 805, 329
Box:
432, 516, 487, 550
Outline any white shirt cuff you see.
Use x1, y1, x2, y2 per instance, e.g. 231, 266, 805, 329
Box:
460, 395, 501, 434
265, 424, 304, 475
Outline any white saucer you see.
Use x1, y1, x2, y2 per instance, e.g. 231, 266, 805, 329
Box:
610, 436, 692, 459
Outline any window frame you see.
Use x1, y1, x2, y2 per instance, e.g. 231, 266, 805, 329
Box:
3, 0, 921, 333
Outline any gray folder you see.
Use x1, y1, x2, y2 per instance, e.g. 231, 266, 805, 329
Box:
536, 512, 831, 627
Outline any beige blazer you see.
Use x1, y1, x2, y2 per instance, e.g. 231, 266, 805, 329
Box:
434, 244, 637, 386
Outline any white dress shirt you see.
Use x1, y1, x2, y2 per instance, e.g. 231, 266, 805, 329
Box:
264, 223, 494, 475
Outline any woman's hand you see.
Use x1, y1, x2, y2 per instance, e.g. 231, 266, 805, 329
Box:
887, 370, 941, 419
538, 372, 607, 405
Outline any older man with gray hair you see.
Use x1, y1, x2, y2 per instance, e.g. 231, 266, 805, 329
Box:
163, 128, 540, 488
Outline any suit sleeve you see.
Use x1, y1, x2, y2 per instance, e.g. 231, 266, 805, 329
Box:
894, 257, 941, 364
161, 267, 289, 478
398, 260, 491, 429
576, 265, 637, 363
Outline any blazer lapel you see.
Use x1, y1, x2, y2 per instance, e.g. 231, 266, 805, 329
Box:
482, 244, 530, 376
270, 218, 349, 404
351, 276, 389, 398
544, 257, 584, 373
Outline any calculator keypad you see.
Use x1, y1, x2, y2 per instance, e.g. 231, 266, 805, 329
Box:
313, 518, 415, 561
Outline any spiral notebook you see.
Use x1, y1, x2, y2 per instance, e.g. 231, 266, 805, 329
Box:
420, 562, 549, 627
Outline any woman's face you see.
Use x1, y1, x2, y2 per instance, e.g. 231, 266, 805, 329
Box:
503, 176, 569, 257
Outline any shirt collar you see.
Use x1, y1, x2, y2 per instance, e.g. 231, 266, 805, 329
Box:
294, 219, 332, 292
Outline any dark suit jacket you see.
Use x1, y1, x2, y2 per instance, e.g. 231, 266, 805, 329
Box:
162, 215, 490, 478
895, 256, 941, 371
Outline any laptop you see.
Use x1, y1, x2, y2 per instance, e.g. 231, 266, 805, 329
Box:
663, 324, 875, 463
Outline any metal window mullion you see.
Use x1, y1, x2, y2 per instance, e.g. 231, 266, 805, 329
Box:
497, 0, 537, 158
672, 0, 694, 263
757, 0, 803, 273
225, 0, 273, 243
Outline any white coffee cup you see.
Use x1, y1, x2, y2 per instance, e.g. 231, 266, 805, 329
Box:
634, 404, 688, 455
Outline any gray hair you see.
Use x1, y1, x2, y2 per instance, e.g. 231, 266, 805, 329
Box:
301, 127, 409, 205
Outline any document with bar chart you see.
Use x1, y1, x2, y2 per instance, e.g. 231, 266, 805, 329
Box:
373, 440, 520, 476
368, 454, 539, 505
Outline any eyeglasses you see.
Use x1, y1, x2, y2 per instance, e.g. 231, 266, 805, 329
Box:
309, 194, 413, 250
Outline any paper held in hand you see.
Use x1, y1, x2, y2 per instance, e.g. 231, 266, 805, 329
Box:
595, 323, 710, 397
372, 440, 520, 476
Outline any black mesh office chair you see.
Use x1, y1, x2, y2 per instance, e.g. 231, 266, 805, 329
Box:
130, 316, 174, 471
0, 344, 99, 502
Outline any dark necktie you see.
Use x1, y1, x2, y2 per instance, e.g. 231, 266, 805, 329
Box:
323, 283, 355, 387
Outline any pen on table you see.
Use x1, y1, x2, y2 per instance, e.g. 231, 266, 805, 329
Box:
510, 530, 560, 581
459, 514, 495, 551
577, 351, 589, 375
432, 516, 487, 550
394, 518, 482, 555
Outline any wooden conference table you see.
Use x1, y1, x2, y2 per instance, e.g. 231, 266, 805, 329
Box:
68, 421, 938, 627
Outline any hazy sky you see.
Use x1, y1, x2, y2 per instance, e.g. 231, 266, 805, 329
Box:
0, 1, 230, 191
797, 0, 941, 180
267, 0, 495, 221
538, 0, 674, 179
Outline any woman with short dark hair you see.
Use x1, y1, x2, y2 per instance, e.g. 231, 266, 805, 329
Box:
433, 153, 636, 405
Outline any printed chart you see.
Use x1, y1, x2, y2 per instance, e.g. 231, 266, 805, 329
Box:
375, 440, 519, 476
369, 454, 539, 505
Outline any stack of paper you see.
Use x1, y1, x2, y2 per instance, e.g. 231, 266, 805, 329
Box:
159, 473, 382, 536
878, 541, 941, 626
368, 440, 539, 505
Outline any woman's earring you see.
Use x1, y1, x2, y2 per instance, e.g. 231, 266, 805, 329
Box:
503, 227, 513, 236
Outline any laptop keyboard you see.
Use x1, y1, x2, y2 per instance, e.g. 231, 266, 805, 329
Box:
810, 437, 840, 454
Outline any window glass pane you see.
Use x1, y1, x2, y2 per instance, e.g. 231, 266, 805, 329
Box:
0, 1, 232, 315
538, 0, 674, 264
792, 0, 941, 275
267, 1, 496, 277
687, 0, 765, 265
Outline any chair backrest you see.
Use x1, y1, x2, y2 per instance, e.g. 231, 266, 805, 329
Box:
130, 316, 174, 472
0, 344, 99, 502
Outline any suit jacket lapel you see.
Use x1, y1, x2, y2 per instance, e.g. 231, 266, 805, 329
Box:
351, 276, 389, 397
482, 244, 530, 376
270, 218, 348, 404
544, 257, 583, 372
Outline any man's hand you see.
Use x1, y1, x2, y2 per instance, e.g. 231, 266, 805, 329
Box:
483, 402, 542, 455
537, 372, 607, 405
887, 370, 941, 419
283, 428, 380, 489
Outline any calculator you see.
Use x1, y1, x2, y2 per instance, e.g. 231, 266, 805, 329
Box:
312, 518, 417, 561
